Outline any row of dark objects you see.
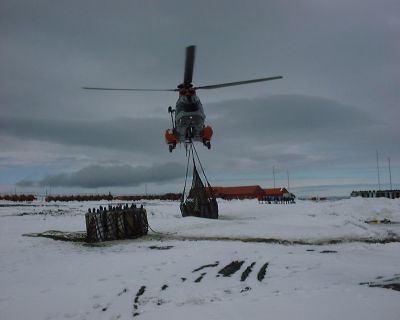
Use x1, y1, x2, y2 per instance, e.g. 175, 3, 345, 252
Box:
46, 194, 113, 202
87, 203, 144, 214
0, 194, 36, 202
45, 193, 182, 202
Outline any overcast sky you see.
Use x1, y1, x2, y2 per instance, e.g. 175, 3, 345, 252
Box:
1, 0, 399, 195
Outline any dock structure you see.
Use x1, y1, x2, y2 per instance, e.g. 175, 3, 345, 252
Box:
351, 190, 400, 199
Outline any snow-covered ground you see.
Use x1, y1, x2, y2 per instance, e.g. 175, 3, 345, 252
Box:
1, 198, 400, 320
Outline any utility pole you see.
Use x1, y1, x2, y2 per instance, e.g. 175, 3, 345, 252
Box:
376, 150, 381, 190
273, 166, 276, 189
145, 184, 148, 196
388, 157, 392, 191
287, 169, 290, 192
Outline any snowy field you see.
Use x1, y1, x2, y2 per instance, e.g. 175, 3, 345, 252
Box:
1, 198, 400, 320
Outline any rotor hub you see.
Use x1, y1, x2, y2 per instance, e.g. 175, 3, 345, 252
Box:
178, 87, 196, 96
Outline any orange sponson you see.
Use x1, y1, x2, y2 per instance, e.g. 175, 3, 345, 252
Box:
165, 129, 177, 144
202, 126, 213, 140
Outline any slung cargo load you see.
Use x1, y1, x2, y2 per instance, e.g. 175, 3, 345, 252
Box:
180, 143, 218, 219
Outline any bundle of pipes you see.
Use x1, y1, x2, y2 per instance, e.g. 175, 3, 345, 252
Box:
85, 204, 148, 243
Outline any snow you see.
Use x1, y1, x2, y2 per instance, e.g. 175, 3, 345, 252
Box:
1, 198, 400, 320
148, 198, 400, 241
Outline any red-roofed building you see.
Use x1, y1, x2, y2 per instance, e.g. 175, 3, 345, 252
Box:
210, 185, 265, 200
207, 185, 295, 202
260, 187, 295, 203
263, 188, 289, 197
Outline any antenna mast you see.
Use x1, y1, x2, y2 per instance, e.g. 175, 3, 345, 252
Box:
376, 150, 381, 190
273, 166, 276, 189
388, 157, 392, 191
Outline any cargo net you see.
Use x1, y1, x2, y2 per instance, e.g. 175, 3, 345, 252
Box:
85, 204, 148, 243
180, 143, 218, 219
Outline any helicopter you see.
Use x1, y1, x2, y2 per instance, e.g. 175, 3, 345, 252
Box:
83, 46, 282, 152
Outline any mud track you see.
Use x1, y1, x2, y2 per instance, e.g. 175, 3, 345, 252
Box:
23, 230, 400, 246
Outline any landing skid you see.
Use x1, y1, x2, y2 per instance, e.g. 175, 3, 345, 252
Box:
203, 140, 211, 149
169, 143, 176, 153
169, 139, 211, 153
168, 131, 212, 152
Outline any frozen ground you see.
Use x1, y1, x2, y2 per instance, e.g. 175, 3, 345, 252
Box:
1, 198, 400, 319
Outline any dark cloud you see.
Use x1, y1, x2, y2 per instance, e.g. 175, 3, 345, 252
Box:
0, 94, 383, 152
17, 162, 185, 188
202, 94, 398, 169
207, 95, 374, 142
2, 94, 398, 178
0, 116, 167, 154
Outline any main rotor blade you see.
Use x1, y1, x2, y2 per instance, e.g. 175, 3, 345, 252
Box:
82, 87, 177, 92
183, 45, 196, 85
195, 76, 283, 90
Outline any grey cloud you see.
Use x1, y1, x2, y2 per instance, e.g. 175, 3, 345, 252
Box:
0, 94, 379, 153
0, 116, 168, 154
199, 94, 399, 172
17, 162, 185, 188
206, 94, 386, 151
208, 95, 373, 134
2, 94, 398, 175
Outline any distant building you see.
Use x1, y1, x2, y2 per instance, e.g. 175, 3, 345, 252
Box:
210, 185, 264, 200
351, 190, 400, 199
208, 185, 295, 203
260, 188, 295, 203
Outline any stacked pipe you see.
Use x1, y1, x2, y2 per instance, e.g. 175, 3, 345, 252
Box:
85, 203, 148, 243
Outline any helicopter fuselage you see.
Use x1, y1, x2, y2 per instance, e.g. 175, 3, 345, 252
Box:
165, 88, 213, 152
175, 91, 205, 139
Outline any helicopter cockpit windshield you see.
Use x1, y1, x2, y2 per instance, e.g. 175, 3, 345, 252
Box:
176, 95, 202, 113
